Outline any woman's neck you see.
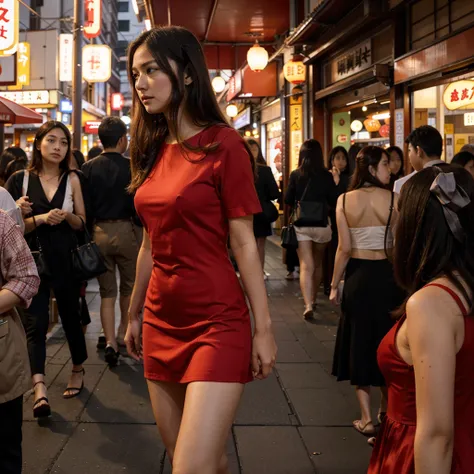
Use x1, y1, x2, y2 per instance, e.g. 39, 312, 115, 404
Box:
165, 108, 206, 144
40, 161, 60, 177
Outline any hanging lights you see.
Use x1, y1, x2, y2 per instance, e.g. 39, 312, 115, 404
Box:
283, 56, 306, 85
212, 75, 226, 93
247, 40, 268, 72
226, 104, 238, 118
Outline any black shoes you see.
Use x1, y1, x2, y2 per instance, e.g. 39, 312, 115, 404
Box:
97, 335, 106, 350
105, 345, 120, 367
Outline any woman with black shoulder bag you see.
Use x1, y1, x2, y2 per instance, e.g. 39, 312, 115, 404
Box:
285, 139, 337, 319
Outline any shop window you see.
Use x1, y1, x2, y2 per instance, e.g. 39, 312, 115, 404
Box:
412, 76, 474, 162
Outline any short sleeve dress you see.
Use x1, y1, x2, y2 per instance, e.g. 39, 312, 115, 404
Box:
134, 126, 262, 384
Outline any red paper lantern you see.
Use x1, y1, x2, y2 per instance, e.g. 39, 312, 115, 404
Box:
379, 124, 390, 138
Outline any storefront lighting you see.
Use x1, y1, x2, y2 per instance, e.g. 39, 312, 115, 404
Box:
372, 112, 390, 121
346, 100, 360, 106
144, 19, 152, 31
253, 122, 257, 129
226, 104, 238, 118
247, 41, 269, 72
350, 120, 363, 133
380, 100, 390, 105
245, 131, 252, 137
362, 105, 368, 112
283, 57, 306, 85
211, 75, 226, 93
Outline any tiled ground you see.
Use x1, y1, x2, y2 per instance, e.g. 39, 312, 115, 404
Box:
22, 241, 377, 473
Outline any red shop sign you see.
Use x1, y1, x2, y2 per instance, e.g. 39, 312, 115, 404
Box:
84, 120, 101, 134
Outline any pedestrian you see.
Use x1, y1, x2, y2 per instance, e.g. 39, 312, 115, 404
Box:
285, 139, 337, 319
394, 125, 445, 194
246, 138, 280, 279
71, 149, 85, 170
125, 26, 277, 474
87, 146, 103, 161
5, 120, 88, 418
451, 151, 474, 179
82, 116, 142, 367
0, 147, 28, 187
0, 211, 40, 474
386, 145, 404, 187
330, 146, 404, 437
368, 164, 474, 474
460, 143, 474, 155
324, 146, 351, 294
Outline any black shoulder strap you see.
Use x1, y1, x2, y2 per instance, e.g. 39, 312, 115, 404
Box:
299, 177, 311, 202
343, 192, 347, 211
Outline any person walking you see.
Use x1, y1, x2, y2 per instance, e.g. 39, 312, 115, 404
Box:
330, 146, 404, 437
124, 26, 276, 474
246, 138, 280, 278
452, 151, 474, 179
82, 117, 142, 367
368, 165, 474, 474
387, 145, 405, 188
285, 139, 336, 319
394, 125, 445, 194
5, 120, 88, 418
0, 211, 40, 474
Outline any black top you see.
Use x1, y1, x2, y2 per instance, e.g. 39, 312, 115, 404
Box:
285, 169, 337, 208
255, 165, 280, 205
81, 152, 136, 221
6, 171, 77, 283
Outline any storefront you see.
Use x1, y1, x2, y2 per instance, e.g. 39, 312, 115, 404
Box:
232, 106, 258, 140
260, 99, 283, 186
82, 101, 106, 155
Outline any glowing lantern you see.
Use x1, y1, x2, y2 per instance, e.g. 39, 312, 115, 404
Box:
283, 57, 306, 85
84, 0, 102, 39
212, 75, 226, 93
364, 119, 381, 133
379, 124, 390, 138
247, 41, 268, 72
226, 104, 238, 118
350, 120, 363, 132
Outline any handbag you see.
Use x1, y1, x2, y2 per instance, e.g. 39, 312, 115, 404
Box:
294, 178, 328, 227
281, 208, 298, 249
31, 216, 52, 279
71, 217, 107, 281
261, 200, 279, 223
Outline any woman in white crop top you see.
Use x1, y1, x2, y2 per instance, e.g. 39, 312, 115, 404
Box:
329, 146, 405, 439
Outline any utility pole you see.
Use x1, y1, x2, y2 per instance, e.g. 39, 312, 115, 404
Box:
72, 0, 83, 150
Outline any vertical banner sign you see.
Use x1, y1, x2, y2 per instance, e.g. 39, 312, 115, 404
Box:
289, 93, 303, 172
84, 0, 102, 39
8, 42, 29, 89
83, 44, 112, 82
0, 0, 19, 57
59, 34, 74, 82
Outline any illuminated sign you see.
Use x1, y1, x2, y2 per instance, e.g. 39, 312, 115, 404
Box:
59, 34, 73, 82
8, 42, 30, 90
84, 120, 101, 134
84, 0, 102, 39
60, 99, 73, 113
443, 80, 474, 111
111, 92, 124, 111
465, 113, 474, 127
0, 90, 50, 105
83, 44, 112, 83
0, 0, 19, 57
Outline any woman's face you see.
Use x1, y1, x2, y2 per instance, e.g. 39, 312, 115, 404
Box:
333, 151, 347, 171
389, 150, 402, 175
465, 159, 474, 179
248, 142, 259, 159
38, 128, 69, 166
132, 44, 173, 115
374, 153, 391, 185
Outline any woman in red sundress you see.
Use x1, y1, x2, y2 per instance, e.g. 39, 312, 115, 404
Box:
368, 165, 474, 474
124, 26, 277, 474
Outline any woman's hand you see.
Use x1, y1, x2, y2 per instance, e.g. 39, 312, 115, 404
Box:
16, 196, 32, 216
331, 167, 341, 186
125, 318, 143, 361
45, 209, 66, 226
330, 284, 343, 306
252, 327, 277, 380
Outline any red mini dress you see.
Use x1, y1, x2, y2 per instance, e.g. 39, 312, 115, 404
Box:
134, 126, 262, 384
368, 284, 474, 473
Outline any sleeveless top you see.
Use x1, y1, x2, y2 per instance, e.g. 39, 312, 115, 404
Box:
368, 283, 474, 474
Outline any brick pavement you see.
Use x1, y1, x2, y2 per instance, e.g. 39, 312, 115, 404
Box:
22, 241, 377, 474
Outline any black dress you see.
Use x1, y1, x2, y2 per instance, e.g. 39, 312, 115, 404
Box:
253, 165, 280, 238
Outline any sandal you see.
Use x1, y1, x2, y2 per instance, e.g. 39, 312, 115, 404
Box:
377, 411, 387, 424
63, 368, 85, 399
303, 309, 313, 320
33, 381, 51, 418
352, 420, 376, 436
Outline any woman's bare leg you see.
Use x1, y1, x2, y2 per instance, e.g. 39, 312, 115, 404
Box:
256, 237, 266, 273
311, 242, 328, 306
297, 241, 314, 313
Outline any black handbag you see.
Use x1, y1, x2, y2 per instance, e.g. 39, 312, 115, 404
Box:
31, 216, 52, 279
281, 208, 298, 249
71, 217, 107, 281
261, 200, 279, 223
294, 178, 328, 227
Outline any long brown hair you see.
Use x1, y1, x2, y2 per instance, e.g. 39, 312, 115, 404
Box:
349, 146, 389, 191
127, 26, 230, 192
29, 121, 72, 174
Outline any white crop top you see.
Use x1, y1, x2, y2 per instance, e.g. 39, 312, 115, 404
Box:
349, 226, 393, 250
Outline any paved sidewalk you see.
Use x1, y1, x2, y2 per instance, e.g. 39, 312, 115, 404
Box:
22, 241, 376, 474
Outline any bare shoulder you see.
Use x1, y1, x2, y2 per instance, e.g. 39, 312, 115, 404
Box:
69, 172, 81, 185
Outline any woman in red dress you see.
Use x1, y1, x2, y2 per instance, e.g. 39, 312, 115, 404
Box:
124, 26, 277, 474
368, 165, 474, 474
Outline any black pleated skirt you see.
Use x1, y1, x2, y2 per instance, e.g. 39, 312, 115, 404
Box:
332, 258, 405, 387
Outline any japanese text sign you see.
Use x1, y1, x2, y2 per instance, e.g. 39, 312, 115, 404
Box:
8, 42, 29, 89
331, 40, 372, 83
84, 0, 102, 39
0, 0, 19, 57
59, 34, 73, 82
443, 80, 474, 111
83, 44, 111, 83
0, 90, 50, 105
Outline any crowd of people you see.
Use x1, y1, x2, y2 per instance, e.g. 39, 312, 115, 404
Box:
0, 24, 473, 474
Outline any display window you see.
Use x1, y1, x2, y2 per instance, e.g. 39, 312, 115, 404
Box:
266, 120, 282, 184
412, 77, 474, 162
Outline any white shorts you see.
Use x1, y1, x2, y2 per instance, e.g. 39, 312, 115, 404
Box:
294, 225, 332, 244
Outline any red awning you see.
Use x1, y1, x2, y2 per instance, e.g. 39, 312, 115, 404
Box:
0, 97, 44, 124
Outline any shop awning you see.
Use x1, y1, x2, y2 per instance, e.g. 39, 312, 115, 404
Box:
0, 97, 43, 124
